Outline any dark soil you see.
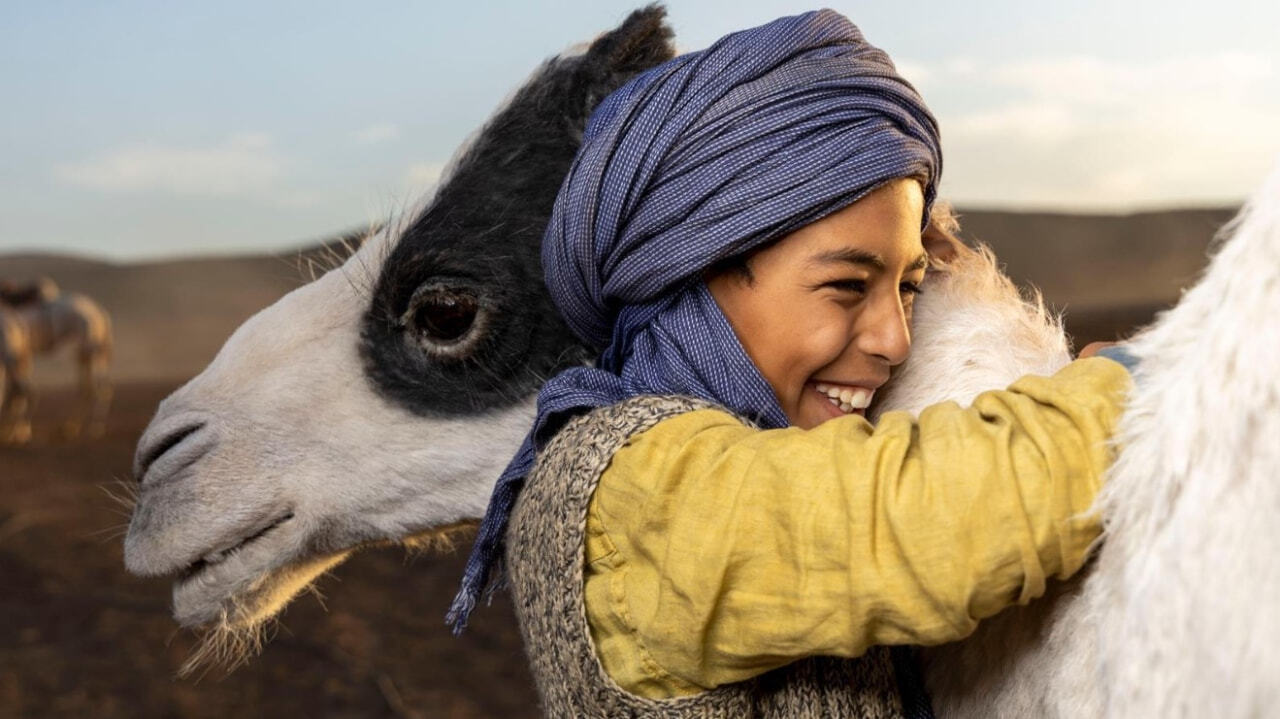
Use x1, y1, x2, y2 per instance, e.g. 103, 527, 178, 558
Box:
0, 383, 539, 719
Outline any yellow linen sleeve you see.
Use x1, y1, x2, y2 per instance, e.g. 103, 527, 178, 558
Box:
583, 357, 1132, 699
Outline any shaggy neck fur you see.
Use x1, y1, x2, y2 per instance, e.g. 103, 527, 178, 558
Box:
1089, 161, 1280, 716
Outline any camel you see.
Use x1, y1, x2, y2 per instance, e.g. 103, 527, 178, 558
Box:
122, 7, 1280, 715
0, 276, 60, 307
0, 277, 113, 443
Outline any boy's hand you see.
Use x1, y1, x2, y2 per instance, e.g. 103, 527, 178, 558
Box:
1078, 341, 1118, 359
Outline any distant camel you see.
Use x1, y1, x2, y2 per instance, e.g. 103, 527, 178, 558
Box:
0, 277, 113, 443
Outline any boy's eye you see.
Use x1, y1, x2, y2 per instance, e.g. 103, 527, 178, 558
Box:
820, 279, 924, 297
825, 279, 867, 293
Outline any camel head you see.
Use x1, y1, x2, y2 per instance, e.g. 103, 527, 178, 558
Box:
0, 276, 59, 307
122, 7, 674, 662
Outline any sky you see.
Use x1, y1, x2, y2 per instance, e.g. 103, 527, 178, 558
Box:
2, 0, 1278, 260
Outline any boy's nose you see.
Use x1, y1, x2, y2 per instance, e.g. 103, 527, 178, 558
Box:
854, 295, 911, 366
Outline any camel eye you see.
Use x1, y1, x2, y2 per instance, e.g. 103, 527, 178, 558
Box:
400, 283, 484, 357
415, 290, 476, 340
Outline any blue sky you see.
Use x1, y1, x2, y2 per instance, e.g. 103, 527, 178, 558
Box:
2, 0, 1278, 259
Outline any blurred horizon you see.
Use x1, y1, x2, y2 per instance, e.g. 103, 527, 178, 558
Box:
2, 0, 1277, 261
0, 202, 1244, 266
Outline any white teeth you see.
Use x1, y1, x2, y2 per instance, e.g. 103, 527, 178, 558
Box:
826, 395, 861, 415
815, 383, 875, 413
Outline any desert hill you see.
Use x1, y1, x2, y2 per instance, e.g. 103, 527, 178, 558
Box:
960, 206, 1233, 328
0, 206, 1238, 388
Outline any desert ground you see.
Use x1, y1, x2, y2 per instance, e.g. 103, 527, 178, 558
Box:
0, 206, 1236, 717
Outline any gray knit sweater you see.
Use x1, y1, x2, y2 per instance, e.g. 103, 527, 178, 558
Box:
505, 394, 906, 718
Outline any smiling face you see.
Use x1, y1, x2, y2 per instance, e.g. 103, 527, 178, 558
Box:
706, 177, 927, 429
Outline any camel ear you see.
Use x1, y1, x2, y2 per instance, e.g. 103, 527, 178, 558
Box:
578, 5, 676, 104
587, 5, 675, 73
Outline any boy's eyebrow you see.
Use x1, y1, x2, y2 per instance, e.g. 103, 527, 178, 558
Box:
809, 248, 884, 270
808, 248, 929, 272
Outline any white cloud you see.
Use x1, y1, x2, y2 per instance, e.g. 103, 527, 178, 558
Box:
949, 101, 1079, 143
55, 134, 283, 196
902, 52, 1280, 208
354, 123, 400, 145
985, 52, 1275, 105
895, 60, 932, 87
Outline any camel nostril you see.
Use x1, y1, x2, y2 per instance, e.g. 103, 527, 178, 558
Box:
135, 422, 205, 483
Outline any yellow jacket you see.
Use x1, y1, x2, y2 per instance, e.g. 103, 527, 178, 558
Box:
583, 357, 1131, 699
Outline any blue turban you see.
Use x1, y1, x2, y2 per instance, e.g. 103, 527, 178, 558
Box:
450, 9, 941, 636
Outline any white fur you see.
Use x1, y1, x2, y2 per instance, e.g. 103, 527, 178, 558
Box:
872, 244, 1072, 420
1089, 159, 1280, 716
899, 161, 1280, 717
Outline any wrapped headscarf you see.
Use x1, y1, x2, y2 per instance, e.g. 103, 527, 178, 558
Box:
450, 9, 941, 634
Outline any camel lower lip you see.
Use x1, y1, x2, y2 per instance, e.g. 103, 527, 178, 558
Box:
178, 512, 294, 583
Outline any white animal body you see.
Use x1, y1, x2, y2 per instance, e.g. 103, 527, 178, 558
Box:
883, 160, 1280, 718
1089, 161, 1280, 717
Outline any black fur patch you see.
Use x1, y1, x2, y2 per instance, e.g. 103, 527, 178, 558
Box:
361, 6, 674, 416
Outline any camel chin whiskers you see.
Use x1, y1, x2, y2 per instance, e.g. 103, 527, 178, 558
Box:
178, 521, 478, 677
180, 606, 272, 680
395, 520, 479, 560
178, 551, 352, 678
